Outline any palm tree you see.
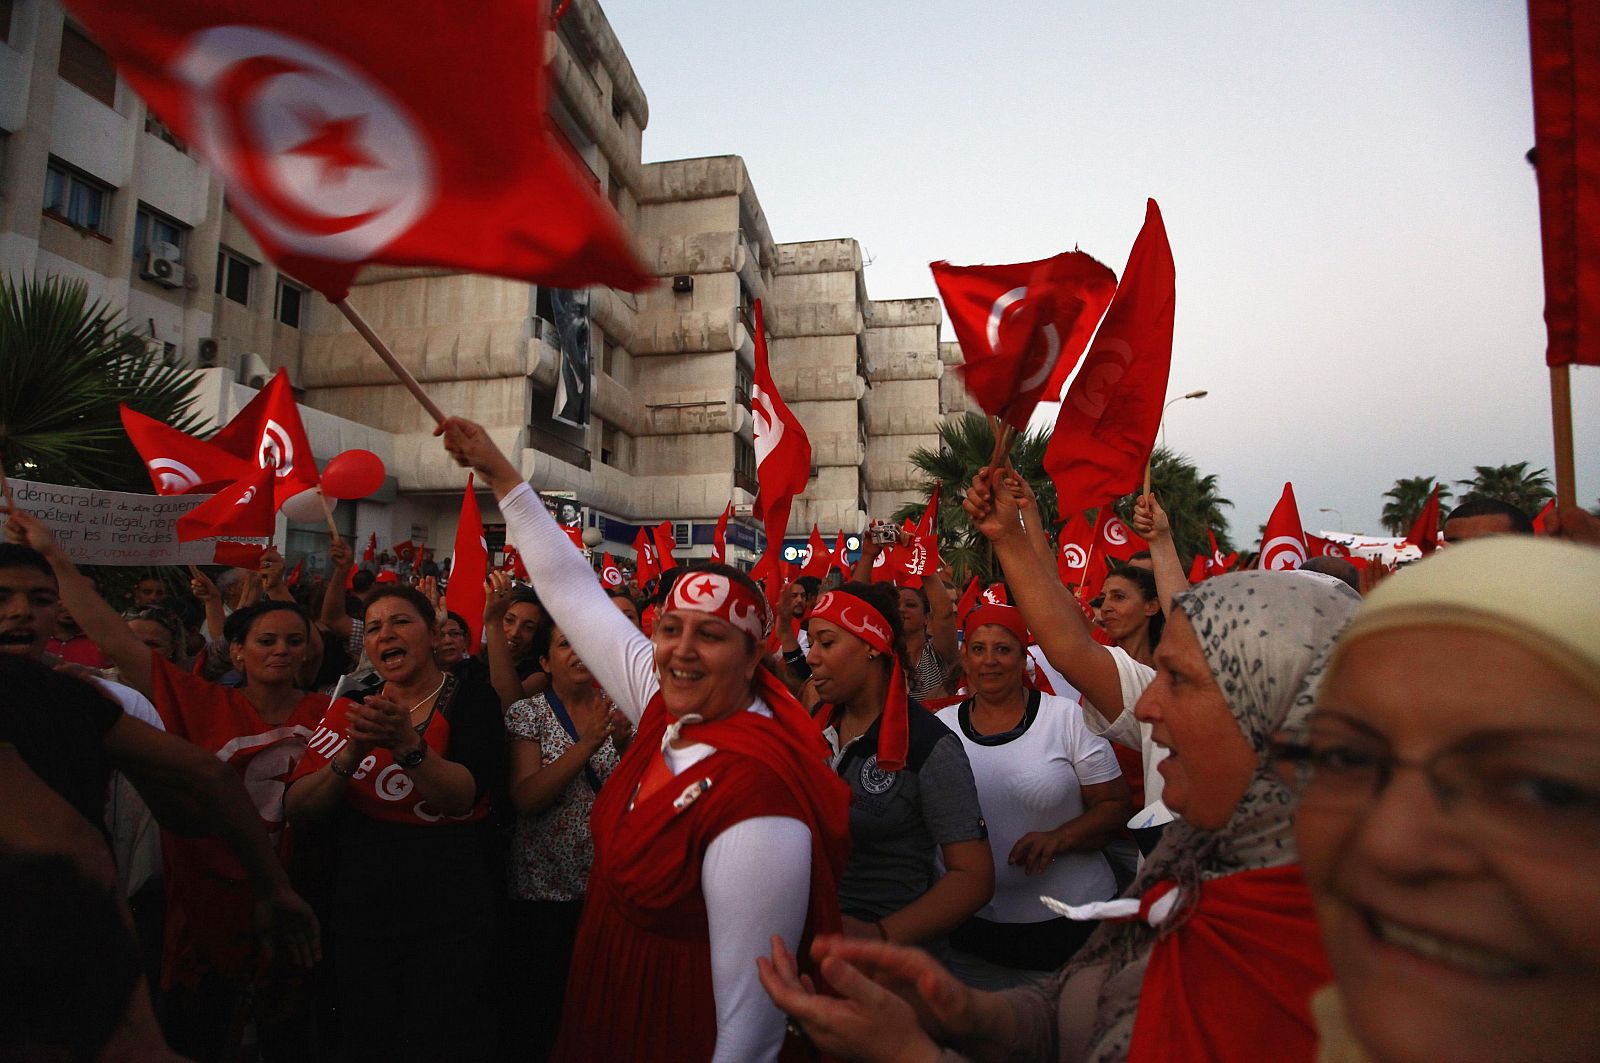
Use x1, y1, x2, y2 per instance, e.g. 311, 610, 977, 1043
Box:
1380, 475, 1451, 536
1112, 446, 1234, 564
1454, 462, 1554, 518
0, 274, 207, 490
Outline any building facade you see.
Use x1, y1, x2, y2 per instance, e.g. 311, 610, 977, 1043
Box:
0, 0, 961, 575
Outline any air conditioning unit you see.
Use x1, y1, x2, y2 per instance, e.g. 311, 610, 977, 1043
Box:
141, 242, 186, 288
238, 352, 273, 389
196, 337, 222, 368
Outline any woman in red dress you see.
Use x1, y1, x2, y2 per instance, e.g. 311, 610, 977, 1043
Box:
440, 416, 851, 1063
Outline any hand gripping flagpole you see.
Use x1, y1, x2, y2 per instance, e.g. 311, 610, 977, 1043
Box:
335, 298, 448, 425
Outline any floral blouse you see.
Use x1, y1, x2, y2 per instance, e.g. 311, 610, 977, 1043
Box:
504, 693, 621, 902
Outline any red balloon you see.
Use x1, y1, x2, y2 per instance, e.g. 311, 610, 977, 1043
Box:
321, 449, 386, 500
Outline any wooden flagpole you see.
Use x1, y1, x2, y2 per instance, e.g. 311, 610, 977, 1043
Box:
335, 298, 448, 425
1550, 365, 1577, 508
317, 488, 343, 546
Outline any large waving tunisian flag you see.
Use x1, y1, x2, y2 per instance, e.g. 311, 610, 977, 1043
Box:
175, 463, 276, 541
207, 369, 320, 507
932, 251, 1117, 430
445, 475, 488, 649
1044, 200, 1176, 514
1528, 0, 1600, 367
121, 406, 253, 494
750, 300, 812, 572
59, 0, 650, 300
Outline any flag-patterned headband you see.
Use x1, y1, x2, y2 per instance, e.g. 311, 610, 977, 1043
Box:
666, 571, 770, 642
806, 590, 911, 771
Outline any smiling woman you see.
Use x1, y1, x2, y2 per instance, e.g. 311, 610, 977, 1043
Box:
1287, 537, 1600, 1063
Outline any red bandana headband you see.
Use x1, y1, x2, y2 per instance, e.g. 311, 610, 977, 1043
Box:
666, 571, 771, 642
962, 603, 1030, 646
807, 590, 911, 771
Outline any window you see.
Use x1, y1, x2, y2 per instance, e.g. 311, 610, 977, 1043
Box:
735, 362, 753, 409
58, 23, 116, 107
214, 248, 253, 305
143, 112, 187, 152
275, 277, 307, 328
734, 436, 758, 496
43, 160, 111, 233
133, 205, 186, 262
600, 424, 629, 471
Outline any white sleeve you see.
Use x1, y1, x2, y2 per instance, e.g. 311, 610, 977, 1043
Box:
702, 816, 812, 1063
1079, 647, 1155, 753
499, 482, 657, 721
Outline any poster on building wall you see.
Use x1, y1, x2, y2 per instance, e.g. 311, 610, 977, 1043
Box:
0, 479, 263, 566
550, 287, 593, 429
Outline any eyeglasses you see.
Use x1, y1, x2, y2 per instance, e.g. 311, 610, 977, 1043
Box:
1273, 715, 1600, 853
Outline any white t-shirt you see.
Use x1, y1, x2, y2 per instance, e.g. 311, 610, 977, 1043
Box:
1079, 646, 1165, 814
937, 693, 1122, 922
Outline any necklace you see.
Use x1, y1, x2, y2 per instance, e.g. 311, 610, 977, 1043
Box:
401, 675, 448, 715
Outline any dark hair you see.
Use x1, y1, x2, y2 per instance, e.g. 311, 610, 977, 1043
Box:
509, 588, 543, 610
0, 543, 54, 580
361, 585, 438, 629
442, 610, 471, 637
1298, 556, 1361, 594
1128, 550, 1152, 561
604, 587, 639, 611
794, 575, 822, 596
1104, 565, 1165, 647
351, 569, 376, 593
533, 616, 557, 666
121, 605, 185, 660
222, 600, 310, 645
896, 583, 931, 611
1444, 494, 1536, 534
831, 581, 909, 668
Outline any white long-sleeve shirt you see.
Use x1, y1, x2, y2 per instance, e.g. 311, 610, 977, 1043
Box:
500, 483, 808, 1062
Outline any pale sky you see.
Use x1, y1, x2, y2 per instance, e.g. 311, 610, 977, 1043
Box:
606, 0, 1598, 539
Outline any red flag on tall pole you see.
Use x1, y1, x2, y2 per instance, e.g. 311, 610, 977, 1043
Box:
1258, 483, 1309, 571
651, 521, 677, 573
932, 252, 1117, 431
445, 475, 487, 648
57, 0, 651, 301
750, 300, 812, 575
1404, 483, 1443, 556
208, 369, 321, 507
631, 526, 659, 587
800, 525, 831, 580
120, 407, 253, 494
1044, 200, 1176, 515
710, 502, 732, 564
175, 464, 276, 542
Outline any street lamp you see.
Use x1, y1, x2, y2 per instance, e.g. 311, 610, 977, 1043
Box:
1318, 506, 1344, 531
1159, 390, 1209, 450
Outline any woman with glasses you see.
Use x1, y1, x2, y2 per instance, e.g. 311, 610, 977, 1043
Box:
1284, 537, 1600, 1063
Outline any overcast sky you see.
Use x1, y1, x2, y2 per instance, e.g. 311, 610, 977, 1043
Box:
606, 0, 1598, 538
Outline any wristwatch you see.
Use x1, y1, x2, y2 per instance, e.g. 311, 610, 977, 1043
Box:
395, 743, 427, 770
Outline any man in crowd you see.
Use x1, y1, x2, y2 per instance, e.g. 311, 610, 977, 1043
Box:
1442, 495, 1535, 542
131, 576, 168, 607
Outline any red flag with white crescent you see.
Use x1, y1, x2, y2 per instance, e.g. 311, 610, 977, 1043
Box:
175, 464, 276, 542
1206, 527, 1238, 576
1045, 200, 1176, 515
1056, 511, 1100, 587
1188, 554, 1209, 583
57, 0, 650, 300
800, 524, 831, 580
208, 369, 321, 508
1258, 483, 1309, 571
750, 299, 812, 574
1094, 507, 1147, 561
710, 501, 732, 564
651, 521, 677, 573
932, 251, 1117, 430
444, 474, 487, 648
831, 532, 852, 579
632, 526, 659, 587
120, 405, 253, 495
599, 552, 623, 589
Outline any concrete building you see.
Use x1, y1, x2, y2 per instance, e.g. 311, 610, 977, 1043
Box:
0, 0, 952, 577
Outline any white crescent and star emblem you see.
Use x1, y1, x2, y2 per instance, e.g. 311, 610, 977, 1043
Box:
234, 486, 258, 506
1061, 542, 1088, 569
601, 564, 622, 587
176, 25, 436, 261
258, 417, 295, 476
1261, 536, 1308, 571
1102, 518, 1130, 547
147, 458, 203, 493
985, 285, 1063, 393
751, 383, 783, 466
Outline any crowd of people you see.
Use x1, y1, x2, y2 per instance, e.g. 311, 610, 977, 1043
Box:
3, 417, 1598, 1063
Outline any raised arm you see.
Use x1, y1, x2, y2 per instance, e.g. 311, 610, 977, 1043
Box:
1131, 493, 1190, 615
923, 569, 958, 665
319, 539, 355, 641
962, 469, 1127, 720
439, 418, 656, 720
4, 510, 156, 697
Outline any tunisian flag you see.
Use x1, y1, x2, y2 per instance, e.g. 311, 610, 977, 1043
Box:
59, 0, 649, 301
1094, 507, 1148, 562
1206, 528, 1238, 576
932, 251, 1117, 430
121, 406, 253, 494
799, 525, 831, 580
1045, 200, 1176, 514
651, 521, 678, 572
175, 464, 276, 541
750, 300, 812, 573
599, 552, 623, 589
710, 502, 732, 564
208, 369, 321, 507
1259, 483, 1309, 571
1404, 483, 1443, 556
631, 526, 659, 587
445, 475, 487, 648
1528, 0, 1600, 367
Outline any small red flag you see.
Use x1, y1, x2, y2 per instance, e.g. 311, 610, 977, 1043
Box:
285, 557, 304, 586
955, 576, 982, 622
750, 299, 812, 576
208, 370, 321, 508
392, 540, 416, 564
915, 484, 942, 538
1534, 498, 1558, 534
932, 251, 1117, 430
444, 475, 487, 647
1206, 528, 1238, 576
121, 406, 252, 494
632, 526, 659, 587
58, 0, 650, 301
212, 541, 267, 568
1306, 533, 1352, 559
599, 552, 623, 589
831, 532, 852, 579
362, 532, 377, 565
982, 584, 1009, 606
1055, 511, 1097, 586
176, 464, 276, 542
651, 521, 677, 572
1188, 554, 1209, 583
710, 502, 732, 564
800, 524, 831, 580
1045, 200, 1176, 514
1259, 483, 1309, 571
1404, 484, 1443, 556
1094, 507, 1147, 562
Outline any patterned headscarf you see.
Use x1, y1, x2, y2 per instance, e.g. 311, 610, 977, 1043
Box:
1048, 570, 1360, 1063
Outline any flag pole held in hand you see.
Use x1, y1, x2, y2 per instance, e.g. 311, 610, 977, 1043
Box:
335, 298, 447, 425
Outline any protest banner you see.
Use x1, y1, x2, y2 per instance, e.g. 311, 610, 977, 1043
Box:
0, 479, 264, 566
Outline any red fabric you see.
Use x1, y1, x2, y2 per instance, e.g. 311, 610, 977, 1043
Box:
1094, 506, 1147, 562
445, 474, 488, 648
800, 524, 832, 579
1403, 484, 1443, 556
47, 634, 110, 669
981, 583, 1009, 606
831, 531, 853, 579
1258, 483, 1309, 571
632, 526, 659, 587
176, 463, 276, 542
599, 552, 623, 588
711, 501, 732, 564
651, 520, 677, 572
1188, 554, 1208, 582
1306, 534, 1350, 559
1207, 528, 1239, 576
1534, 498, 1558, 534
208, 370, 320, 508
665, 570, 770, 643
955, 576, 982, 622
1056, 511, 1095, 586
932, 251, 1117, 430
285, 558, 303, 586
361, 533, 376, 565
392, 540, 417, 564
144, 653, 324, 986
962, 602, 1029, 644
60, 0, 650, 301
501, 542, 530, 581
805, 590, 909, 771
1045, 200, 1176, 514
552, 689, 850, 1063
1528, 0, 1600, 367
211, 541, 266, 567
291, 698, 490, 824
1127, 865, 1331, 1063
120, 405, 252, 494
916, 484, 941, 538
750, 299, 813, 577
